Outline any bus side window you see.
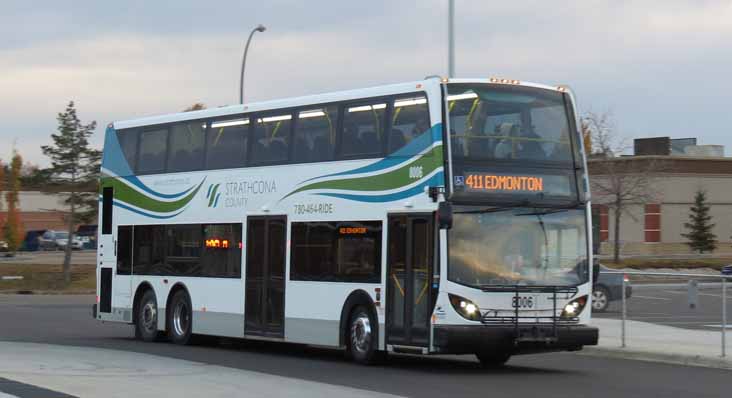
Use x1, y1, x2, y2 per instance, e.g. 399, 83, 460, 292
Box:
293, 106, 338, 163
168, 121, 205, 172
340, 101, 387, 158
102, 187, 113, 235
388, 95, 429, 156
251, 113, 293, 164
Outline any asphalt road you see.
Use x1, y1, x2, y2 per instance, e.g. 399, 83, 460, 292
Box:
595, 283, 732, 331
0, 294, 729, 397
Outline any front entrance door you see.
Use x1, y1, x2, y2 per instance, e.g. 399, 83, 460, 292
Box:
386, 214, 434, 347
245, 216, 286, 337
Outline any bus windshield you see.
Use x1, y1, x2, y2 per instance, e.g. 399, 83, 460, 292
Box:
447, 83, 577, 163
448, 207, 589, 288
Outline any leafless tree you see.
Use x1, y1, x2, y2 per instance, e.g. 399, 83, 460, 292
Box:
584, 112, 666, 263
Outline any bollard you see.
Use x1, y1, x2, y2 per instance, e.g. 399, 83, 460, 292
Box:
621, 277, 627, 348
688, 280, 699, 309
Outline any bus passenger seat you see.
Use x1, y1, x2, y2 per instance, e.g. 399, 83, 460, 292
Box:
360, 131, 379, 154
388, 129, 406, 153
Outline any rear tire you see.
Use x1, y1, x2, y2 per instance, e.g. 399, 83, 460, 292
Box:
476, 351, 511, 368
135, 289, 159, 342
167, 290, 193, 345
347, 305, 380, 365
592, 286, 610, 312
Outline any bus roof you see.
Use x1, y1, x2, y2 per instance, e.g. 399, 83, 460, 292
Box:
112, 77, 567, 130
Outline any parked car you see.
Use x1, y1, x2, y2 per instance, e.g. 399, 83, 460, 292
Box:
593, 264, 632, 312
721, 265, 732, 276
56, 232, 84, 250
39, 230, 83, 251
76, 224, 98, 249
21, 229, 47, 251
0, 240, 8, 252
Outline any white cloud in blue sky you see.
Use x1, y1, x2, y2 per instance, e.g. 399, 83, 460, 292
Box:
1, 0, 731, 165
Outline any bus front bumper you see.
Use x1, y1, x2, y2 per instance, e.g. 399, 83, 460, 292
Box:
433, 324, 599, 355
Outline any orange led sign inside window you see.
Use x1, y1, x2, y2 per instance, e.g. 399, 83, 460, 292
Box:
465, 174, 544, 192
339, 227, 367, 235
205, 238, 231, 248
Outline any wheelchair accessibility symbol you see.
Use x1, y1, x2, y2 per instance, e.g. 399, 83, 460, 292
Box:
454, 176, 465, 186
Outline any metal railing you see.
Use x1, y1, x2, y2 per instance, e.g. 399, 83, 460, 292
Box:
603, 270, 730, 357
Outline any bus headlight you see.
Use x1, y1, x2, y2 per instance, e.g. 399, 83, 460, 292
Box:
448, 294, 481, 321
561, 296, 588, 318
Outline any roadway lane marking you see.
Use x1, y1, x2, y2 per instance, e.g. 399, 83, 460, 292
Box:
632, 295, 672, 301
703, 324, 732, 329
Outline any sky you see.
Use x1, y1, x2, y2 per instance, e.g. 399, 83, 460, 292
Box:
2, 0, 731, 166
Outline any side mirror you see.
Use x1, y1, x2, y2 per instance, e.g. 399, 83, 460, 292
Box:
592, 258, 600, 285
437, 202, 453, 229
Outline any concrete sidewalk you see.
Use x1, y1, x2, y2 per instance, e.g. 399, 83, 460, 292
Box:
0, 342, 403, 398
580, 318, 732, 370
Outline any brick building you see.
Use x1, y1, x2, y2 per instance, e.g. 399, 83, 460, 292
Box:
0, 191, 70, 236
589, 138, 732, 256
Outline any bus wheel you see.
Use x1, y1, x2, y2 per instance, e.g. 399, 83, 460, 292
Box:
476, 351, 511, 368
348, 305, 378, 364
135, 289, 159, 342
167, 290, 193, 345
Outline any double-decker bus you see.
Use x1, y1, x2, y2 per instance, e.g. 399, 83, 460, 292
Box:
94, 77, 598, 366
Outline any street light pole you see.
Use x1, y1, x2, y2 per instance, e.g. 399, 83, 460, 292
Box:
448, 0, 455, 78
240, 24, 266, 104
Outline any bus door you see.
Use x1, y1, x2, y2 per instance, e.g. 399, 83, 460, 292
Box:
245, 216, 286, 338
386, 214, 434, 347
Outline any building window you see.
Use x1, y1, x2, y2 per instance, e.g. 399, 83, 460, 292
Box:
644, 204, 661, 243
290, 221, 382, 283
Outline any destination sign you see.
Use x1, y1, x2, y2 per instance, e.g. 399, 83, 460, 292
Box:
457, 172, 573, 197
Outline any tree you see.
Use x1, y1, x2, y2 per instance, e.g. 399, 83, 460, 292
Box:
3, 150, 22, 254
41, 101, 101, 283
585, 112, 665, 263
682, 190, 717, 253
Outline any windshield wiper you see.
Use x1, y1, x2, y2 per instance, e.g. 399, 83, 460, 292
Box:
454, 200, 531, 215
515, 202, 582, 216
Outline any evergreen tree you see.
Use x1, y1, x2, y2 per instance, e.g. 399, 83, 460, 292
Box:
682, 190, 717, 253
41, 101, 101, 283
3, 151, 22, 254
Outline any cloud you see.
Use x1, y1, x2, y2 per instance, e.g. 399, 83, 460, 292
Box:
1, 0, 731, 165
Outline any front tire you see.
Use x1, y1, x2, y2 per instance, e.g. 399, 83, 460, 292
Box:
348, 305, 380, 365
167, 290, 193, 345
592, 286, 610, 312
135, 289, 159, 342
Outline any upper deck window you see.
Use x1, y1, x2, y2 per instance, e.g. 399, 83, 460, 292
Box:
388, 95, 430, 156
116, 129, 138, 173
293, 106, 338, 163
251, 113, 292, 164
341, 101, 387, 158
137, 128, 168, 174
168, 121, 205, 172
206, 118, 249, 170
448, 84, 575, 164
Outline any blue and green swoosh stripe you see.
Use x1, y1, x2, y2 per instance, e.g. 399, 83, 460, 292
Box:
282, 124, 445, 203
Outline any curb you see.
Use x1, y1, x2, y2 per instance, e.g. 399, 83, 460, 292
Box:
576, 346, 732, 370
0, 290, 95, 295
